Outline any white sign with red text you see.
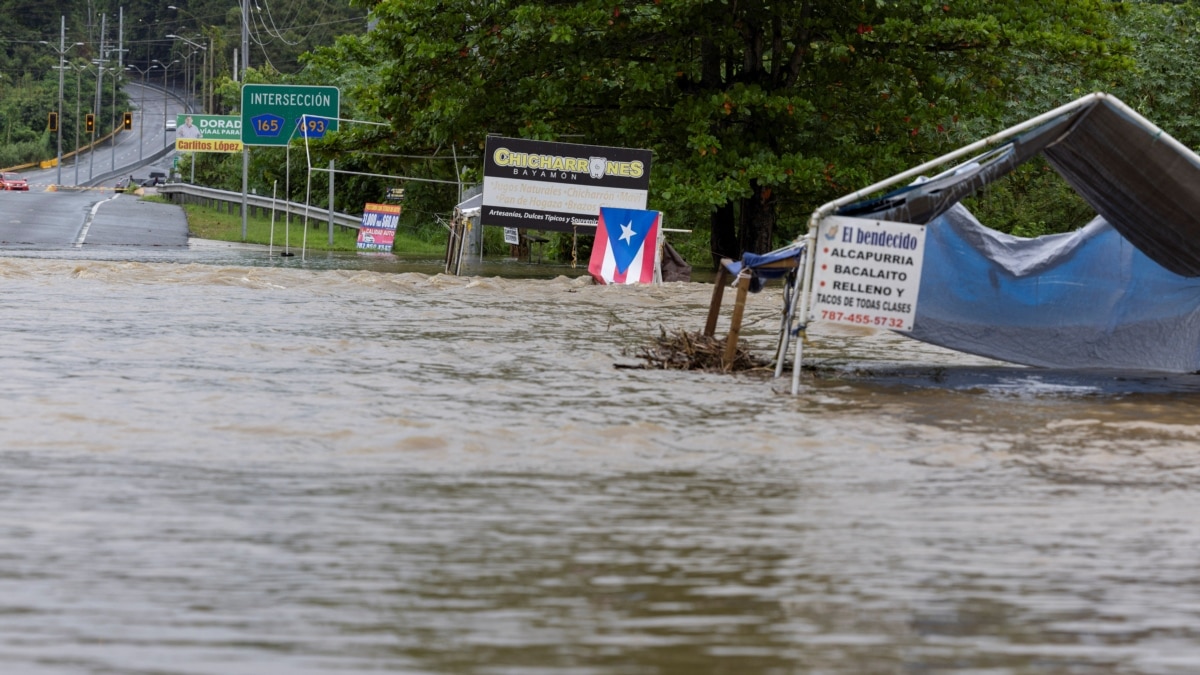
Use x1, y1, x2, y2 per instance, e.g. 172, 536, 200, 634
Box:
811, 216, 926, 332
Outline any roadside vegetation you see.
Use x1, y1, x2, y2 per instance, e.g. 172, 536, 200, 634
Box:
140, 195, 446, 254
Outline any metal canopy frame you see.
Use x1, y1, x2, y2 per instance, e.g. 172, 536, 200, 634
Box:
776, 92, 1190, 394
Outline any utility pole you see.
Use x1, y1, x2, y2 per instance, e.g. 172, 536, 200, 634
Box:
91, 13, 105, 181
110, 58, 117, 172
242, 0, 250, 77
111, 7, 124, 173
241, 0, 251, 240
55, 17, 65, 186
41, 18, 82, 186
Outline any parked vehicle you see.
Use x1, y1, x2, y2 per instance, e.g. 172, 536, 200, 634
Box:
0, 173, 29, 191
148, 171, 167, 185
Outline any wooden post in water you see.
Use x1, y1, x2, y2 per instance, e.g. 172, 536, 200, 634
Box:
722, 272, 752, 369
704, 261, 731, 337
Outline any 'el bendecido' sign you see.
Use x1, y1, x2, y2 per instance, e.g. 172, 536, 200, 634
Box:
811, 216, 926, 332
481, 136, 652, 233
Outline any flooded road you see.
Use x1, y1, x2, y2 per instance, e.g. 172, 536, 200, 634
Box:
1, 251, 1199, 674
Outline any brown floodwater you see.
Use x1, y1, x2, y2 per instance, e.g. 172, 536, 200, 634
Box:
1, 252, 1198, 674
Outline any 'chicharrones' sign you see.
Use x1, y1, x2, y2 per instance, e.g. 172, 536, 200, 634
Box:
481, 136, 652, 233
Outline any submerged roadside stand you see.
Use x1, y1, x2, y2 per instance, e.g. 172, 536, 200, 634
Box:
704, 245, 805, 372
709, 93, 1200, 393
445, 192, 482, 275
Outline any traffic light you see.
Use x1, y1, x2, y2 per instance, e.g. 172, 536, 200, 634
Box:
122, 112, 132, 131
85, 114, 95, 134
48, 112, 58, 132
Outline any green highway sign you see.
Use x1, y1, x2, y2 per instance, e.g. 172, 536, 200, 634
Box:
240, 84, 340, 147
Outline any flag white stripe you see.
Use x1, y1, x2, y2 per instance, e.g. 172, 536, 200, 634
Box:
623, 243, 646, 284
601, 241, 619, 281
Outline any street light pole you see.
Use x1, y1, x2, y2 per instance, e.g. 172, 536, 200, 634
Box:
125, 63, 156, 163
110, 58, 118, 172
54, 17, 64, 186
167, 6, 211, 112
154, 59, 180, 148
66, 61, 90, 186
90, 13, 106, 182
183, 49, 195, 111
166, 34, 206, 113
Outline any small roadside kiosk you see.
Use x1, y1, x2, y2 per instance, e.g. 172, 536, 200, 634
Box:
708, 93, 1200, 393
446, 192, 482, 275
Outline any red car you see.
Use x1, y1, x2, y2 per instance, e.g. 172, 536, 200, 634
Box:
0, 173, 29, 191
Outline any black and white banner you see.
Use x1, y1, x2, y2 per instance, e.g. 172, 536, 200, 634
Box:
482, 136, 652, 233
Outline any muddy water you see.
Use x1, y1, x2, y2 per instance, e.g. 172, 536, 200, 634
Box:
1, 255, 1198, 674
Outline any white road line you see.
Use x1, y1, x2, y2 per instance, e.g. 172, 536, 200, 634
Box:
76, 193, 121, 248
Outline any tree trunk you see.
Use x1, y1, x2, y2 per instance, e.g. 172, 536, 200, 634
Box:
738, 180, 777, 254
710, 201, 738, 269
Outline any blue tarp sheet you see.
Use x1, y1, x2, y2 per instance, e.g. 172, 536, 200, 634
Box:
907, 206, 1200, 371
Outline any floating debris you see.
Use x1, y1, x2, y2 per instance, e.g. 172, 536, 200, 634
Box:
620, 327, 771, 372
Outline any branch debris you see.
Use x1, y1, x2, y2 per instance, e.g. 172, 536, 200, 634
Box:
620, 327, 771, 372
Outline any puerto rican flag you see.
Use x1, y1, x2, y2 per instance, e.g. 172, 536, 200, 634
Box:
588, 207, 661, 285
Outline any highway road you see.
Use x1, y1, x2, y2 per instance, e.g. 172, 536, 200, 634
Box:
0, 185, 189, 249
26, 81, 183, 190
3, 82, 191, 250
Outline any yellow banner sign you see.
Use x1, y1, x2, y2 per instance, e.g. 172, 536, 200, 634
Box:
175, 138, 244, 153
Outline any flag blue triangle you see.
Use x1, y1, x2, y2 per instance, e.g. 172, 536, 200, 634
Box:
601, 208, 657, 274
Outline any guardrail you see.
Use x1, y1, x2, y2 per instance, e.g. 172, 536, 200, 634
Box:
158, 183, 360, 230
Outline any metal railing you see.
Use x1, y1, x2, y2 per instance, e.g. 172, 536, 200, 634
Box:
157, 182, 361, 230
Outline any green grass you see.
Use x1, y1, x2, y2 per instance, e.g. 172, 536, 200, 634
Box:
142, 195, 446, 254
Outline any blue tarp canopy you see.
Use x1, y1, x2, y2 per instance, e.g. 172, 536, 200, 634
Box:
823, 94, 1200, 372
722, 243, 804, 292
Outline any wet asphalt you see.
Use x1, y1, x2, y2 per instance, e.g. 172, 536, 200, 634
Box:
86, 190, 191, 248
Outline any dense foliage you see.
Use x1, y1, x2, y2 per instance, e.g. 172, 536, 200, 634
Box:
0, 0, 367, 165
15, 1, 1200, 270
329, 0, 1129, 265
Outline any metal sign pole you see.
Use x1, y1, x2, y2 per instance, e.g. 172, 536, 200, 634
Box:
328, 159, 335, 246
241, 147, 249, 241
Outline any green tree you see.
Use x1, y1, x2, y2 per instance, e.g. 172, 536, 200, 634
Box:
1110, 0, 1200, 148
351, 0, 1128, 267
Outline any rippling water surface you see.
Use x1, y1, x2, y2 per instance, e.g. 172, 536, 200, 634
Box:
2, 252, 1199, 674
